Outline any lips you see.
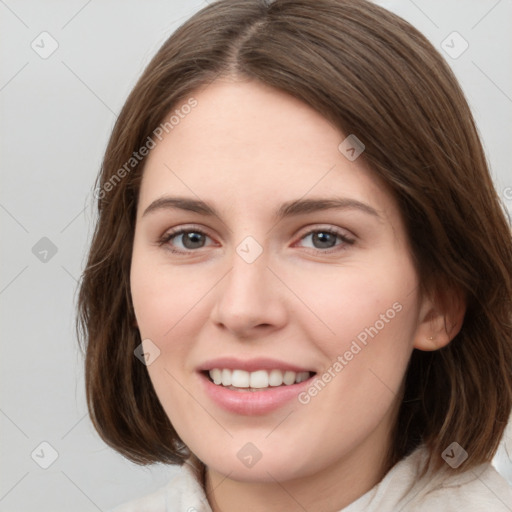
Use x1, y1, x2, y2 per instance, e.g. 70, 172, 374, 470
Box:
197, 357, 317, 415
197, 356, 314, 374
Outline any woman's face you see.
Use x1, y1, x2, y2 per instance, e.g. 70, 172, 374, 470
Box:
130, 77, 432, 484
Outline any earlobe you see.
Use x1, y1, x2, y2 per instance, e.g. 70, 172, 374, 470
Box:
413, 288, 466, 352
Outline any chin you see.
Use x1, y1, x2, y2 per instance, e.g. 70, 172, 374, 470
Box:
198, 445, 315, 483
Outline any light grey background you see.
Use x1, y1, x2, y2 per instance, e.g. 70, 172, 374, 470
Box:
1, 1, 511, 510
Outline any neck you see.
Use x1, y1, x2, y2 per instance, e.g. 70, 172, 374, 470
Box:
204, 434, 393, 512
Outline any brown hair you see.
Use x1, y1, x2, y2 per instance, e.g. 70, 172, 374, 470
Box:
77, 0, 512, 476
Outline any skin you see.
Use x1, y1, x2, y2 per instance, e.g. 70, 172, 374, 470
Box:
130, 77, 463, 512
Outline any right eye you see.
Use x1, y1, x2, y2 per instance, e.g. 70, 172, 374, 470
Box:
158, 226, 216, 253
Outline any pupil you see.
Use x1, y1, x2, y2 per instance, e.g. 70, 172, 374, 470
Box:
314, 232, 335, 249
183, 232, 204, 249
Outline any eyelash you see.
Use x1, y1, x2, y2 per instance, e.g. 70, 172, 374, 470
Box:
157, 225, 355, 255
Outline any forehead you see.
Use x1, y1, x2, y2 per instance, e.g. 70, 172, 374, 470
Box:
138, 78, 395, 222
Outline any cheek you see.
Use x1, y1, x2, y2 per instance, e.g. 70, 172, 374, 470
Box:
296, 255, 419, 404
130, 250, 219, 415
130, 253, 206, 426
293, 256, 418, 350
130, 250, 209, 340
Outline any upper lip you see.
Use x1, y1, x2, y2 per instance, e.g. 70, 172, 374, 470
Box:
197, 357, 315, 373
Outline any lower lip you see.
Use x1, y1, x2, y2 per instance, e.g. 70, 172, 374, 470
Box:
199, 372, 315, 416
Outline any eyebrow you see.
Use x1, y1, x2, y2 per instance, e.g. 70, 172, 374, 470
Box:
142, 195, 381, 222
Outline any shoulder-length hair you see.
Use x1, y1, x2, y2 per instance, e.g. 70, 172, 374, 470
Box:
77, 0, 512, 475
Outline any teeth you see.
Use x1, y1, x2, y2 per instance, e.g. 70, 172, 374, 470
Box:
221, 368, 232, 386
231, 369, 250, 388
208, 369, 311, 389
210, 368, 222, 385
295, 371, 310, 383
268, 369, 283, 386
249, 370, 268, 389
283, 371, 296, 385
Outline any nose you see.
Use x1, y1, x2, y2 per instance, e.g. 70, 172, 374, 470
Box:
209, 246, 288, 339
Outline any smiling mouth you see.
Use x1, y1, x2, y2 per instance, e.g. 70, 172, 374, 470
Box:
204, 368, 316, 391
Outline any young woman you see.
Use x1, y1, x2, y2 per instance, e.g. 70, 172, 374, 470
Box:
77, 0, 512, 510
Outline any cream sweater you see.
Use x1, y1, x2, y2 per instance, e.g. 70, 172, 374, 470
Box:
110, 445, 512, 511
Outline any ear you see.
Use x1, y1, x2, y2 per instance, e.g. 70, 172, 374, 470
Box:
413, 286, 466, 351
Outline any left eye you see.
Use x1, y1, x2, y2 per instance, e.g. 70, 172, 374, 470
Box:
297, 229, 354, 251
158, 227, 354, 253
159, 229, 213, 251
